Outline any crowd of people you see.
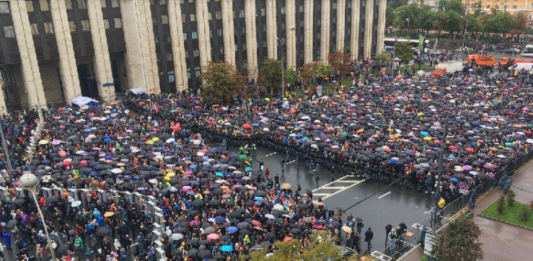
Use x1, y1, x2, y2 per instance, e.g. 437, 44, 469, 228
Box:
1, 59, 533, 261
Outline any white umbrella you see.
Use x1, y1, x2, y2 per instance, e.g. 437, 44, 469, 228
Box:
111, 168, 123, 174
273, 204, 284, 211
166, 138, 175, 144
149, 179, 158, 184
171, 233, 184, 241
71, 201, 82, 207
197, 152, 205, 157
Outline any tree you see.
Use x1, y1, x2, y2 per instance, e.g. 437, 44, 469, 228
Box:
432, 216, 484, 261
386, 4, 396, 28
497, 195, 506, 215
301, 232, 342, 260
314, 63, 334, 79
444, 11, 465, 34
249, 239, 301, 261
284, 66, 298, 86
511, 12, 528, 37
297, 63, 315, 86
443, 0, 465, 15
394, 3, 418, 34
507, 190, 515, 207
329, 50, 352, 79
485, 11, 514, 34
388, 0, 409, 8
375, 51, 392, 67
199, 61, 244, 104
520, 205, 531, 221
258, 59, 283, 95
416, 6, 438, 35
395, 42, 413, 65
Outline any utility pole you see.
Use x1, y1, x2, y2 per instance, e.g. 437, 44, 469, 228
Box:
432, 124, 448, 231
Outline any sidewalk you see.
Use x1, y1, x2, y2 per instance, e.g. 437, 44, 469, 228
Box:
473, 162, 533, 261
399, 160, 533, 261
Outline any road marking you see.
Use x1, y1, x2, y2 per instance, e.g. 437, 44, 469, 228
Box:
286, 160, 296, 164
312, 175, 356, 192
378, 191, 392, 199
313, 193, 331, 196
265, 152, 277, 157
335, 180, 360, 183
319, 186, 349, 190
321, 180, 364, 200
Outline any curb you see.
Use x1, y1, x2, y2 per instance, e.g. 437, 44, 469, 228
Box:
479, 214, 533, 232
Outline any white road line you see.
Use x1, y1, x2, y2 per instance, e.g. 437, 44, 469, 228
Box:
378, 191, 392, 199
321, 180, 365, 200
265, 152, 278, 157
318, 186, 348, 190
312, 175, 357, 192
335, 180, 360, 183
286, 160, 296, 164
313, 193, 332, 196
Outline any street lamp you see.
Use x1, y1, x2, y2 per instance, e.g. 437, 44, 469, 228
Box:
277, 27, 295, 100
19, 172, 56, 261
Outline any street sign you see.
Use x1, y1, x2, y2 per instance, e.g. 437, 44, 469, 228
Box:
424, 232, 439, 257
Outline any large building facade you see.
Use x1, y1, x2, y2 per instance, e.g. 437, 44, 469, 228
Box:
0, 0, 386, 112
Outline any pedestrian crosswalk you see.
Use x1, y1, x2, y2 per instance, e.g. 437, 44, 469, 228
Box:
312, 175, 364, 201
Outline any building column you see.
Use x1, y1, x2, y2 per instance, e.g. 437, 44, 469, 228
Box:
320, 0, 331, 62
266, 0, 277, 59
245, 0, 258, 79
196, 0, 211, 68
168, 0, 188, 92
376, 0, 386, 53
87, 0, 115, 102
363, 0, 374, 58
350, 0, 360, 60
303, 0, 313, 64
9, 0, 47, 108
286, 0, 296, 68
221, 0, 236, 65
120, 0, 160, 94
336, 0, 346, 51
50, 0, 82, 103
0, 78, 7, 114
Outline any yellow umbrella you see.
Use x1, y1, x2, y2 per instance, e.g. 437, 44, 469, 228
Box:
423, 137, 432, 141
152, 137, 160, 142
39, 140, 49, 145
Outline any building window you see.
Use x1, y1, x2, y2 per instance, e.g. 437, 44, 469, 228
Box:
209, 13, 212, 20
192, 31, 198, 39
333, 2, 337, 9
44, 22, 54, 34
166, 53, 172, 61
183, 33, 187, 40
160, 0, 167, 4
261, 8, 265, 16
239, 10, 244, 18
39, 0, 49, 11
161, 15, 169, 24
111, 0, 119, 7
69, 21, 76, 31
216, 11, 221, 19
513, 5, 517, 8
104, 19, 110, 29
193, 49, 199, 57
114, 18, 122, 28
77, 0, 87, 9
190, 14, 196, 21
217, 29, 222, 36
3, 25, 14, 38
0, 2, 9, 13
30, 23, 38, 34
281, 7, 285, 14
66, 0, 73, 9
486, 5, 490, 8
26, 1, 34, 12
100, 0, 106, 8
81, 20, 90, 31
299, 5, 303, 12
195, 67, 201, 77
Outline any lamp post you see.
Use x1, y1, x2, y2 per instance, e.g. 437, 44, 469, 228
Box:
19, 172, 56, 261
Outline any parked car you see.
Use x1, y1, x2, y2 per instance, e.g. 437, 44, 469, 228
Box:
502, 48, 520, 54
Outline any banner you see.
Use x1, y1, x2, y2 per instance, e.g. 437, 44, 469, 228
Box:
419, 35, 425, 52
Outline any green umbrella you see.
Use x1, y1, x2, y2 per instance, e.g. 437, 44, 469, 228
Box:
265, 98, 271, 102
341, 132, 348, 137
239, 155, 248, 160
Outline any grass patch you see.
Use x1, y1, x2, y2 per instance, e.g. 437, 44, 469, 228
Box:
399, 64, 432, 73
481, 200, 533, 229
420, 256, 428, 261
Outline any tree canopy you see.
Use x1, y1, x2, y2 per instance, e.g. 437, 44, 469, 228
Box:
432, 216, 484, 261
395, 42, 414, 65
258, 59, 283, 95
199, 61, 244, 104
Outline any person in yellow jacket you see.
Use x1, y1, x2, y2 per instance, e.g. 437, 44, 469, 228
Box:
438, 197, 445, 209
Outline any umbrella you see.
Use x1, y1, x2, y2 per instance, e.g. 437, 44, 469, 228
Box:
96, 226, 112, 236
171, 233, 184, 240
221, 245, 233, 252
281, 183, 291, 189
342, 226, 352, 233
207, 233, 220, 240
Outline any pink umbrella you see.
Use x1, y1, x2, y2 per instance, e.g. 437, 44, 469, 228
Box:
185, 170, 193, 175
207, 233, 219, 240
252, 220, 261, 226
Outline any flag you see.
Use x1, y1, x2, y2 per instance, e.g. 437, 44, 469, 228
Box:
419, 35, 425, 52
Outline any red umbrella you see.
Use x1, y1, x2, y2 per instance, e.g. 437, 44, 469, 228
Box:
63, 160, 71, 166
242, 123, 252, 129
207, 233, 219, 240
448, 145, 457, 150
465, 147, 475, 153
283, 237, 293, 242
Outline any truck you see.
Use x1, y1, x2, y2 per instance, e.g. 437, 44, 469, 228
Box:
465, 54, 496, 68
498, 57, 533, 70
432, 61, 464, 76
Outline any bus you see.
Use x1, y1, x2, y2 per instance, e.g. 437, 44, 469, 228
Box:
521, 45, 533, 58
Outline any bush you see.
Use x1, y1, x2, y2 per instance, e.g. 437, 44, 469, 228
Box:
507, 190, 515, 207
520, 205, 531, 222
497, 196, 506, 215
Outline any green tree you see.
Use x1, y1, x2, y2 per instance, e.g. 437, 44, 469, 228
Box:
497, 195, 506, 214
375, 50, 392, 67
432, 216, 484, 261
443, 0, 465, 15
485, 11, 514, 34
416, 6, 438, 35
314, 63, 334, 79
395, 42, 413, 65
297, 63, 315, 86
520, 205, 531, 221
249, 239, 301, 261
301, 232, 342, 260
258, 59, 283, 95
511, 11, 528, 37
199, 61, 244, 104
444, 10, 465, 34
394, 3, 418, 34
507, 190, 515, 207
389, 0, 409, 8
386, 4, 396, 28
284, 66, 297, 86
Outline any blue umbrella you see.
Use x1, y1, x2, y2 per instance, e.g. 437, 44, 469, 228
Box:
421, 131, 429, 137
450, 178, 459, 182
220, 245, 233, 252
245, 167, 253, 172
254, 197, 264, 201
214, 216, 225, 223
227, 226, 238, 233
104, 138, 112, 142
